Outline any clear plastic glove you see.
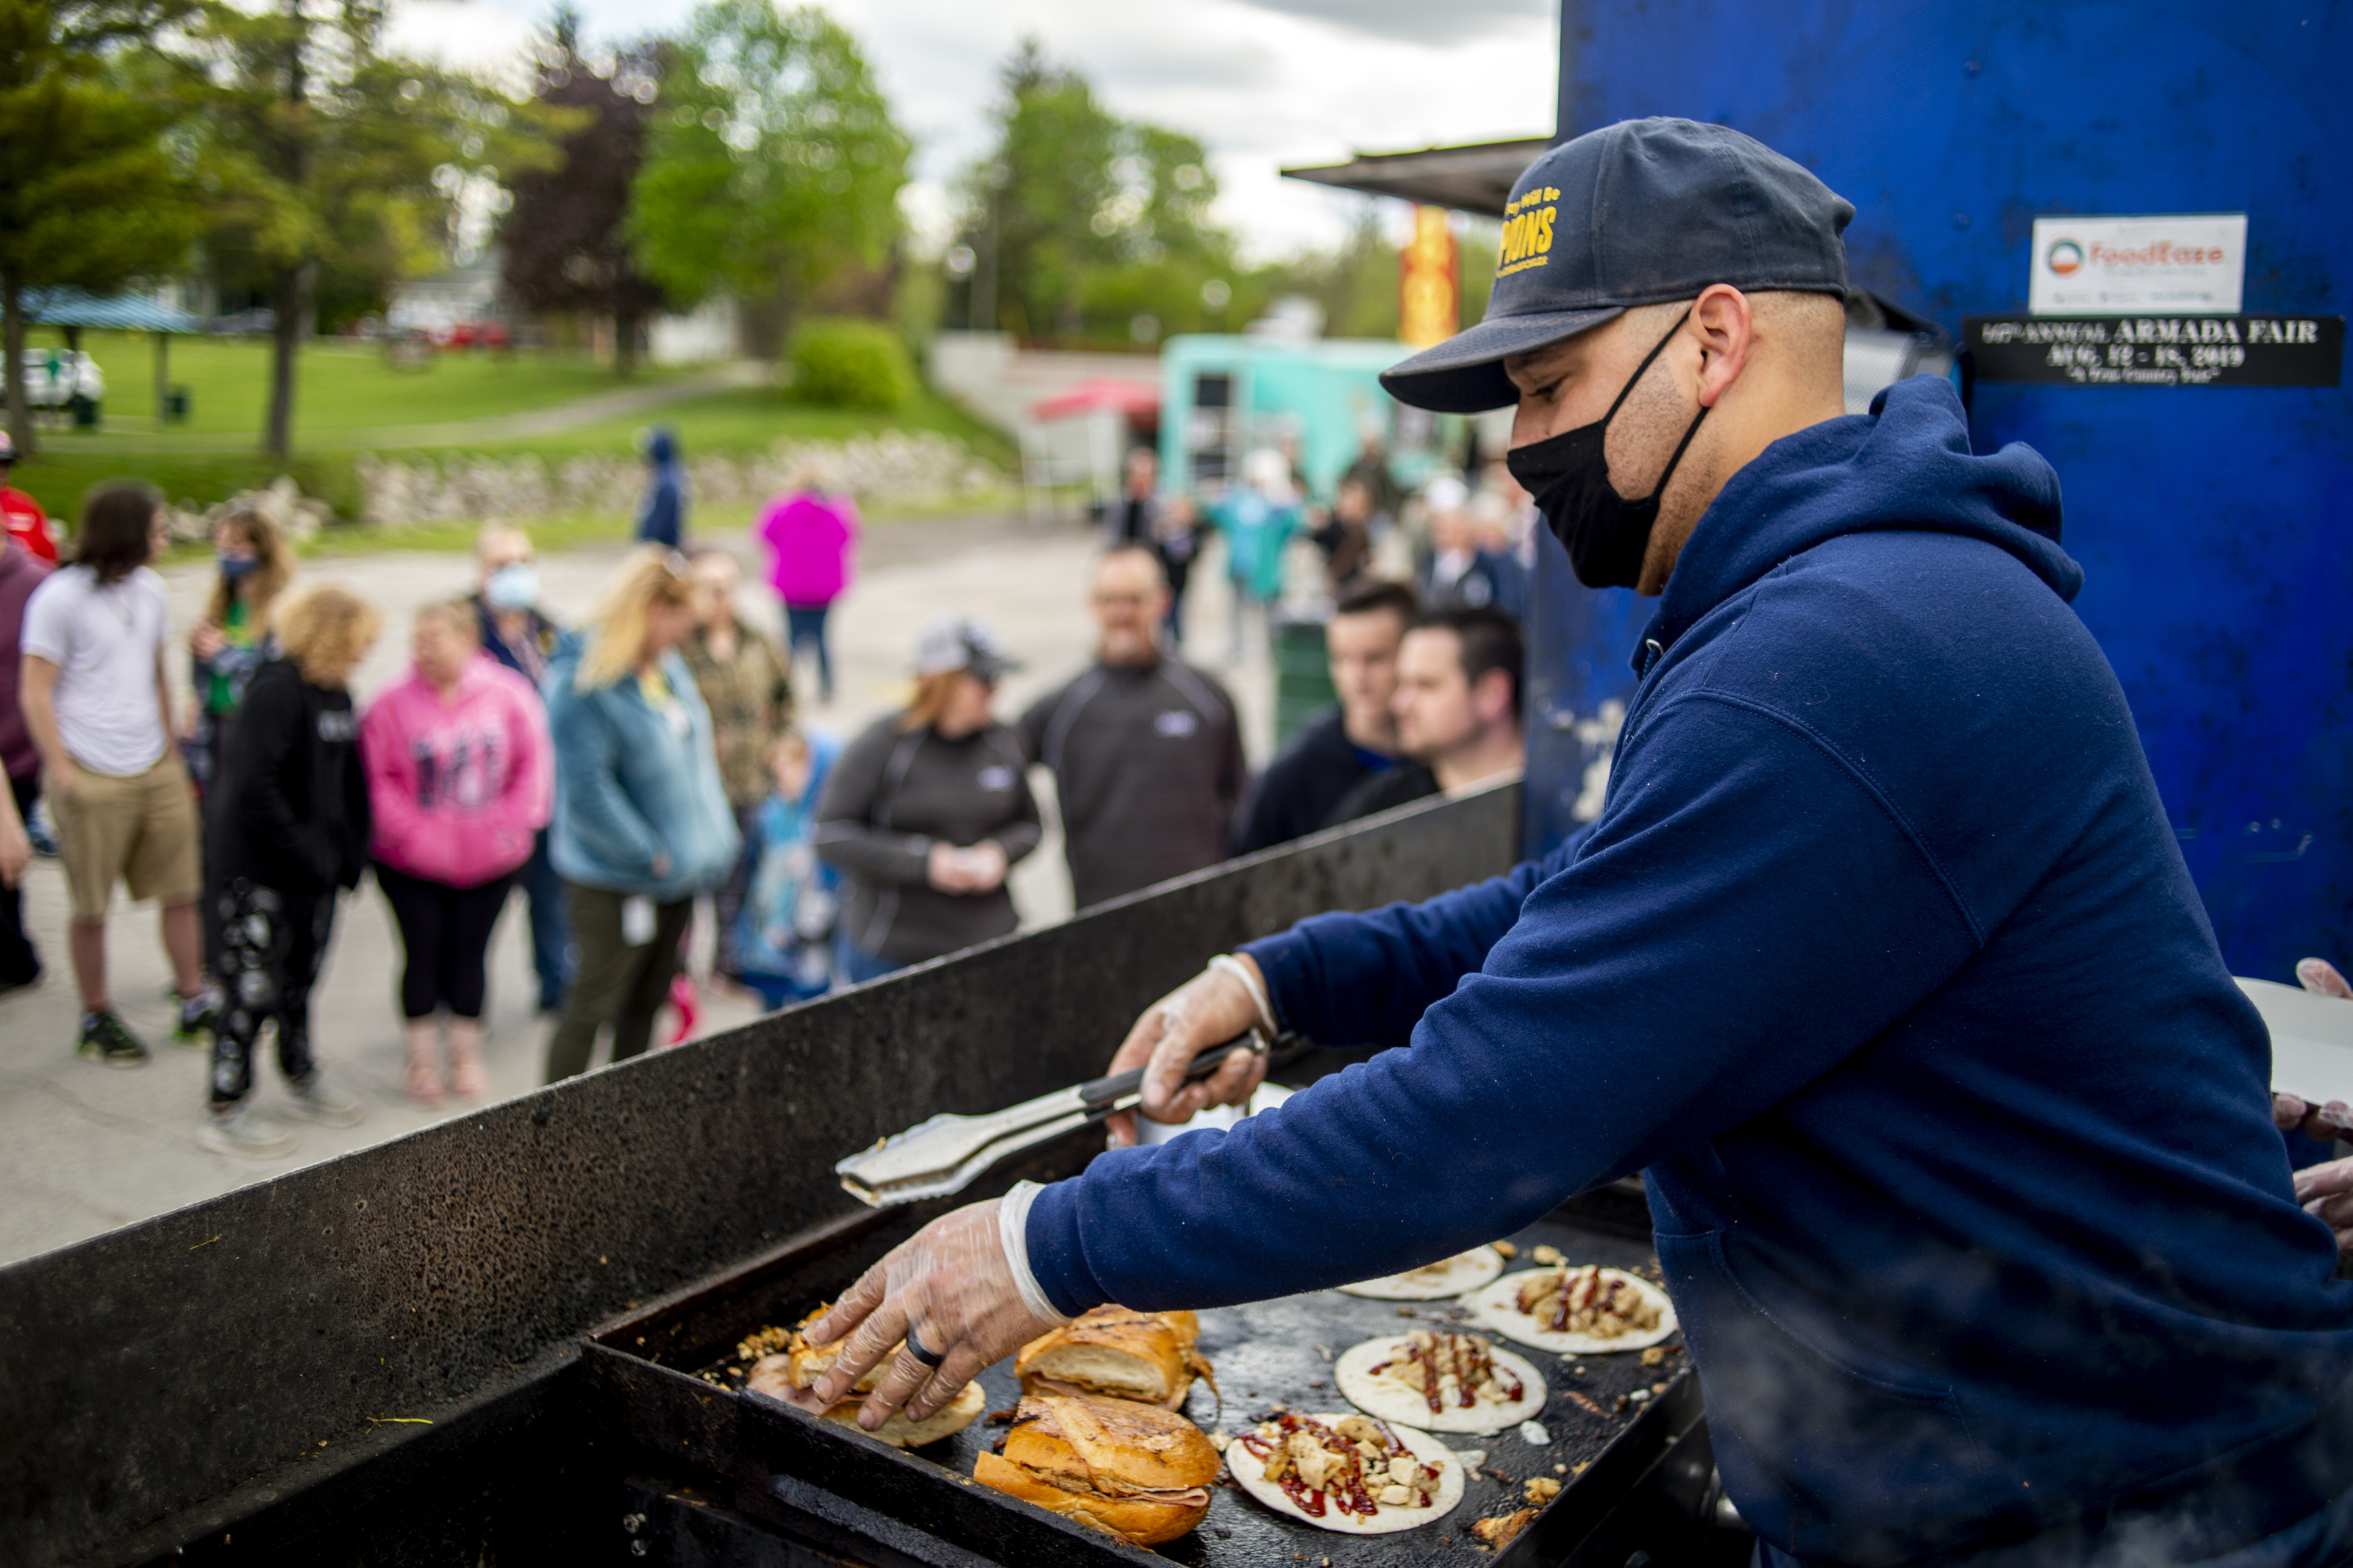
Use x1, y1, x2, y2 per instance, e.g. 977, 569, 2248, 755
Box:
2274, 1092, 2353, 1145
2295, 1158, 2353, 1256
790, 1198, 1061, 1430
2299, 957, 2353, 1000
1103, 955, 1272, 1148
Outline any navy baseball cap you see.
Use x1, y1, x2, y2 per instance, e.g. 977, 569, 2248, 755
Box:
1381, 118, 1854, 414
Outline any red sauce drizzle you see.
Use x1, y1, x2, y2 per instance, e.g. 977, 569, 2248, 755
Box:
1546, 1267, 1635, 1332
1238, 1411, 1406, 1518
1371, 1336, 1527, 1413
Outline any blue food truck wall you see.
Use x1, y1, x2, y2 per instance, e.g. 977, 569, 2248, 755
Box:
1524, 0, 2352, 984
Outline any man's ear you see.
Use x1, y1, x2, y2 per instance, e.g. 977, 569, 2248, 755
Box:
1474, 668, 1516, 727
1689, 284, 1754, 409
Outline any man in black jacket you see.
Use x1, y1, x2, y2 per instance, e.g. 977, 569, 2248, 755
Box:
1229, 579, 1416, 853
1018, 547, 1243, 909
1326, 605, 1524, 826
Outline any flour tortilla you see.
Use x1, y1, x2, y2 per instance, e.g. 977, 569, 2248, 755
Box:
1465, 1267, 1677, 1356
1335, 1245, 1507, 1300
1332, 1335, 1547, 1435
1226, 1413, 1465, 1535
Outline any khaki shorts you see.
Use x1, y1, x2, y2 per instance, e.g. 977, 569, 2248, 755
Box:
51, 753, 201, 920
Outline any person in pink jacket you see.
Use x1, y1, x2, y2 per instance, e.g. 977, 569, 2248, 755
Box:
757, 465, 860, 704
362, 599, 552, 1104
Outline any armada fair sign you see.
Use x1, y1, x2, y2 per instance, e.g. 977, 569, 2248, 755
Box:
1964, 314, 2343, 387
2029, 213, 2246, 315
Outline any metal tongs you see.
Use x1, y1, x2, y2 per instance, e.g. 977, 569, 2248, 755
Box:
835, 1030, 1274, 1208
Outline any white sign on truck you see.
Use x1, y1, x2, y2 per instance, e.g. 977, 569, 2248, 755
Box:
2029, 213, 2246, 315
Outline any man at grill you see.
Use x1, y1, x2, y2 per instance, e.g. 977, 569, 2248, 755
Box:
798, 120, 2353, 1568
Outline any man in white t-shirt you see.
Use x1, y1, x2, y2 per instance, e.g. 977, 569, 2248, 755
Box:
18, 482, 213, 1065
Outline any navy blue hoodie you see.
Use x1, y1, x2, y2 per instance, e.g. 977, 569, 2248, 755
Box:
1024, 379, 2353, 1565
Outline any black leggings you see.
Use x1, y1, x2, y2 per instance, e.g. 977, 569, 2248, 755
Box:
212, 879, 334, 1105
375, 862, 517, 1020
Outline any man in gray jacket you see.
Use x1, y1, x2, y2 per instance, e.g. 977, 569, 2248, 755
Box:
1018, 547, 1243, 910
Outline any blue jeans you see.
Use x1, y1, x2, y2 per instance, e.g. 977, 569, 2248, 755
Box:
832, 928, 901, 988
786, 604, 834, 699
521, 829, 573, 1010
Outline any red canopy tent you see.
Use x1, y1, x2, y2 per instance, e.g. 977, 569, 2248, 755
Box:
1029, 376, 1161, 422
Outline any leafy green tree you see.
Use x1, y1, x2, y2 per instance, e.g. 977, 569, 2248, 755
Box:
0, 0, 202, 455
954, 40, 1243, 343
191, 0, 554, 457
627, 0, 907, 340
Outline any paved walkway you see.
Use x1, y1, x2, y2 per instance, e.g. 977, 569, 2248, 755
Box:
0, 515, 1277, 1266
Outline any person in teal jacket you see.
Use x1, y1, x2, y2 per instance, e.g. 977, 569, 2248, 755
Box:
543, 548, 738, 1081
1211, 448, 1299, 662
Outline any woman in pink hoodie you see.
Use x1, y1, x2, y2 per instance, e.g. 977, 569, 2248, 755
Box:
361, 599, 552, 1103
757, 465, 859, 704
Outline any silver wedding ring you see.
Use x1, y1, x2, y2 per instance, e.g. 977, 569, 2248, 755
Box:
904, 1324, 946, 1368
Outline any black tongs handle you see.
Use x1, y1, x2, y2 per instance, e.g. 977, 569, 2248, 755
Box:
1074, 1030, 1267, 1110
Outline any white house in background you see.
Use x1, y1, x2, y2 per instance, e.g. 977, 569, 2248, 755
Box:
649, 296, 739, 365
386, 259, 507, 336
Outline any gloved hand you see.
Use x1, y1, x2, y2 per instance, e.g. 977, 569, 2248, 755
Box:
2274, 1092, 2353, 1145
1103, 955, 1274, 1148
2274, 960, 2352, 1145
2295, 1159, 2353, 1258
792, 1199, 1063, 1431
2297, 957, 2352, 999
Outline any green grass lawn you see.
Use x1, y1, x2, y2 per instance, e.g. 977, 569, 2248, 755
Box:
10, 326, 1016, 526
21, 329, 695, 442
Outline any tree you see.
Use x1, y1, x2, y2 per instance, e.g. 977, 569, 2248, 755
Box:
501, 8, 669, 375
953, 40, 1242, 344
192, 0, 553, 457
627, 0, 907, 342
0, 0, 201, 455
1269, 200, 1400, 341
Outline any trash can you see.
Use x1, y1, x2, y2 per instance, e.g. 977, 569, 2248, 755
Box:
1270, 614, 1335, 748
166, 388, 190, 421
68, 393, 98, 429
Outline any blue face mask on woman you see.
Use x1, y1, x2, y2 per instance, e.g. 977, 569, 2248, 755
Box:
485, 562, 540, 612
216, 553, 256, 584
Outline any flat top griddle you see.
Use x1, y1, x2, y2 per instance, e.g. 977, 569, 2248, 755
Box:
591, 1203, 1687, 1567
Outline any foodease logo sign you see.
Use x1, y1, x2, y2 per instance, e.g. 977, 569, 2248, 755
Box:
2029, 214, 2245, 315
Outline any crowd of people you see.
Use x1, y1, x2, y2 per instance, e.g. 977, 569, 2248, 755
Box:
0, 436, 1542, 1159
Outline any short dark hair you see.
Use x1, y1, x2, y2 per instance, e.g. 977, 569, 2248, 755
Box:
1333, 579, 1418, 625
1410, 604, 1524, 715
74, 482, 163, 584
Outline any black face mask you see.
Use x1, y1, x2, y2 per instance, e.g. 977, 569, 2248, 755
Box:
1505, 310, 1709, 590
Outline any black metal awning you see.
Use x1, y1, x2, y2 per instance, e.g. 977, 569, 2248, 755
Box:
1282, 137, 1552, 218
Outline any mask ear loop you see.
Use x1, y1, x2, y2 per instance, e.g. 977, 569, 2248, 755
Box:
1598, 307, 1695, 427
1609, 307, 1710, 507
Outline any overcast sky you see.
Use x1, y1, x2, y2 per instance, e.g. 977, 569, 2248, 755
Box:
386, 0, 1560, 260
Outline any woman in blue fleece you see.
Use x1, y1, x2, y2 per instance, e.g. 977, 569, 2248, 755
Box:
542, 549, 738, 1081
795, 123, 2353, 1568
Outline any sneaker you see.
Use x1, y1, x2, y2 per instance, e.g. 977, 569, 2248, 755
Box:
75, 1010, 149, 1068
200, 1103, 297, 1159
284, 1072, 365, 1128
174, 987, 222, 1045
